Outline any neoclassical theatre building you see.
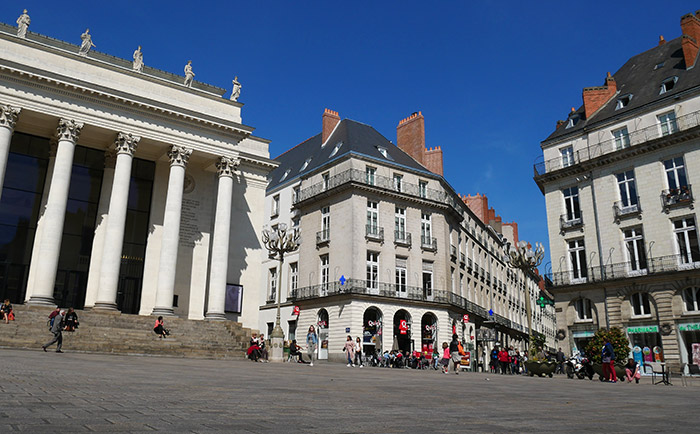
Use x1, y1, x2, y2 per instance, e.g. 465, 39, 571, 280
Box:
0, 18, 275, 327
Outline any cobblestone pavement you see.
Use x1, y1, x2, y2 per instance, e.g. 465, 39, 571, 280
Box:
1, 348, 698, 433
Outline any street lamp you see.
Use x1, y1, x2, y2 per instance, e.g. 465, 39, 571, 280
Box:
262, 223, 300, 362
505, 240, 545, 337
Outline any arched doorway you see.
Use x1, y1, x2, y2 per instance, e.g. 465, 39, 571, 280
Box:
393, 309, 412, 353
317, 309, 329, 360
363, 307, 383, 356
421, 312, 438, 355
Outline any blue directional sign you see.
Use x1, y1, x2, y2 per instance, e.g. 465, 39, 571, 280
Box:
339, 275, 346, 285
488, 309, 494, 316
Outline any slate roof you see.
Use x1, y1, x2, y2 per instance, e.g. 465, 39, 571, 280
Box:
267, 118, 434, 192
544, 35, 700, 143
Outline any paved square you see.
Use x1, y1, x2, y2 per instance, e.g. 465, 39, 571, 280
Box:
0, 348, 698, 433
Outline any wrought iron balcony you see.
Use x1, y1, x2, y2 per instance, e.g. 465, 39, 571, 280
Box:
560, 211, 583, 232
394, 231, 412, 247
613, 199, 641, 223
365, 225, 384, 242
316, 229, 330, 246
421, 235, 437, 251
661, 185, 693, 213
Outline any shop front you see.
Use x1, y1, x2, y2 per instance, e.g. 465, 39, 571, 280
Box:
627, 325, 662, 373
678, 322, 700, 368
363, 307, 383, 356
317, 309, 329, 360
393, 309, 412, 353
571, 330, 595, 356
421, 312, 437, 355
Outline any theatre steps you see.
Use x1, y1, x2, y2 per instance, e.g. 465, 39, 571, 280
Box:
0, 305, 253, 359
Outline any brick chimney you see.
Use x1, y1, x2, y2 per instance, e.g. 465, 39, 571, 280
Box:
659, 35, 666, 46
322, 108, 340, 144
396, 111, 425, 165
681, 13, 700, 68
582, 72, 617, 119
462, 193, 489, 224
424, 147, 444, 176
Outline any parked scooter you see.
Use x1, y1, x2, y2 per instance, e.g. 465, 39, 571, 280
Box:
565, 353, 594, 380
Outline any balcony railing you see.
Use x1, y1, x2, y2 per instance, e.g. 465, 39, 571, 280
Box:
316, 229, 330, 246
547, 254, 700, 287
467, 258, 473, 270
560, 211, 583, 232
534, 109, 700, 177
613, 199, 641, 223
661, 185, 693, 212
365, 225, 384, 242
460, 252, 466, 265
450, 245, 457, 259
394, 231, 412, 247
421, 235, 437, 251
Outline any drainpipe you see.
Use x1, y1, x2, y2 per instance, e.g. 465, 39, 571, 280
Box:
587, 172, 610, 329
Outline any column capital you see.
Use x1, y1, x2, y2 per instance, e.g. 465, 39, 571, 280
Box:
104, 149, 117, 169
216, 156, 240, 178
56, 118, 84, 143
0, 104, 21, 131
167, 145, 192, 167
114, 132, 140, 156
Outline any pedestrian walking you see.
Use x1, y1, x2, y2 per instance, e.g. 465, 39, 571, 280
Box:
354, 337, 364, 367
306, 325, 318, 366
602, 338, 618, 383
490, 347, 499, 373
440, 342, 450, 374
498, 347, 509, 374
556, 347, 566, 374
42, 309, 65, 353
343, 335, 355, 367
449, 334, 461, 374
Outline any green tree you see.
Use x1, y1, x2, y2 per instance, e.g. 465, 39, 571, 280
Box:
529, 332, 546, 361
585, 327, 630, 365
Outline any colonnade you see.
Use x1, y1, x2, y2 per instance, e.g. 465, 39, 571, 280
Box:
0, 103, 240, 318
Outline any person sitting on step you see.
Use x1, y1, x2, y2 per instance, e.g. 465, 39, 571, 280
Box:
289, 339, 307, 363
64, 307, 79, 332
258, 333, 269, 362
153, 316, 169, 339
246, 333, 262, 361
1, 299, 13, 324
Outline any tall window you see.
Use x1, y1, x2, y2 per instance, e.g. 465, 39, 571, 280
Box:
366, 201, 378, 233
658, 111, 678, 136
563, 187, 581, 221
624, 227, 647, 272
568, 239, 587, 280
674, 217, 700, 264
422, 261, 433, 298
393, 174, 403, 192
664, 157, 687, 190
292, 186, 300, 203
289, 262, 298, 295
421, 212, 432, 242
322, 172, 329, 191
613, 127, 630, 150
683, 287, 700, 312
321, 206, 330, 238
616, 170, 638, 208
395, 257, 407, 294
631, 292, 651, 316
271, 195, 280, 216
574, 298, 592, 321
269, 268, 277, 301
395, 207, 406, 238
365, 166, 376, 186
320, 255, 329, 294
419, 181, 428, 198
366, 252, 378, 290
561, 146, 574, 167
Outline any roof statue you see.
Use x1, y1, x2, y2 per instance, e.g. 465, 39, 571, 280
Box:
133, 46, 144, 72
78, 28, 96, 56
184, 60, 195, 87
230, 76, 241, 101
16, 9, 30, 38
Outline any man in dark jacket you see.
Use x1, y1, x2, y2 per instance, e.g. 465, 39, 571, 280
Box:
556, 348, 566, 374
602, 339, 617, 383
42, 310, 64, 353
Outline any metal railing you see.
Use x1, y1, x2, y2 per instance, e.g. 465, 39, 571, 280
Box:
450, 245, 457, 258
365, 225, 384, 242
661, 185, 693, 212
316, 229, 330, 245
460, 252, 466, 264
421, 235, 437, 251
394, 231, 412, 247
613, 199, 641, 222
560, 211, 583, 231
547, 254, 700, 287
534, 109, 700, 176
467, 258, 473, 270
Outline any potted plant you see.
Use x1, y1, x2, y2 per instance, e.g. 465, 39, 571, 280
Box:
525, 332, 557, 377
585, 327, 629, 381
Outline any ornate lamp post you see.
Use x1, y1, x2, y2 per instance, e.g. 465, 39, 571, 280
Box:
262, 223, 300, 362
505, 240, 545, 338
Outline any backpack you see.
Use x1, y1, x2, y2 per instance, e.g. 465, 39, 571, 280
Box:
47, 317, 55, 330
458, 342, 465, 356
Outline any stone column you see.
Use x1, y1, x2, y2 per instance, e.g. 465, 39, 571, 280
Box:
27, 118, 83, 305
83, 150, 117, 308
205, 156, 239, 320
152, 145, 192, 316
0, 104, 21, 202
94, 133, 140, 310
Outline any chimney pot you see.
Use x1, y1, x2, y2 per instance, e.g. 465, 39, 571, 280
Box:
659, 35, 666, 45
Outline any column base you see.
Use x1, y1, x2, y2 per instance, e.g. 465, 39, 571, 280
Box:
151, 307, 175, 316
205, 312, 226, 321
270, 335, 285, 363
93, 302, 118, 311
26, 296, 56, 306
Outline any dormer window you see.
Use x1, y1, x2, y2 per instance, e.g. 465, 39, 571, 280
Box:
615, 94, 633, 110
329, 141, 343, 158
654, 61, 665, 70
376, 146, 393, 160
279, 169, 291, 182
300, 157, 312, 172
566, 115, 579, 129
660, 76, 678, 94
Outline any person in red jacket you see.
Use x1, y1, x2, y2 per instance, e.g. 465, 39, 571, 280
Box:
498, 348, 510, 374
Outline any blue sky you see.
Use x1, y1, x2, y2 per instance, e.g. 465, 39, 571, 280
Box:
2, 1, 699, 273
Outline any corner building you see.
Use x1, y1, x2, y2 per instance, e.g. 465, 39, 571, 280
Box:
0, 20, 275, 327
261, 109, 556, 363
535, 13, 700, 372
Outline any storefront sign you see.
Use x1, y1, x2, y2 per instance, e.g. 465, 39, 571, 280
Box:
399, 319, 408, 335
463, 314, 469, 323
425, 324, 437, 332
292, 306, 300, 316
627, 326, 659, 334
572, 330, 594, 338
679, 323, 700, 331
367, 320, 382, 327
345, 327, 350, 333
